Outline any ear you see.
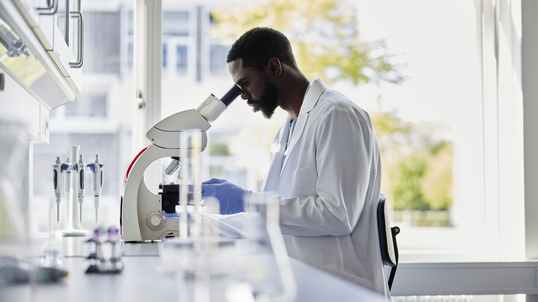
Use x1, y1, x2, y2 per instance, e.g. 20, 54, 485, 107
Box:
267, 57, 282, 78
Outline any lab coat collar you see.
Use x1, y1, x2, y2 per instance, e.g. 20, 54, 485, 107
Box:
280, 78, 327, 174
300, 78, 326, 114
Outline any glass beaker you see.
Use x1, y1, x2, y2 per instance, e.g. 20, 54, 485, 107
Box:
227, 194, 296, 302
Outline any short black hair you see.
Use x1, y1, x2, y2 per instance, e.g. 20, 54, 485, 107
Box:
227, 27, 299, 72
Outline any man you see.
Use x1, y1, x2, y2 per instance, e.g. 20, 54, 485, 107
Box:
202, 27, 388, 297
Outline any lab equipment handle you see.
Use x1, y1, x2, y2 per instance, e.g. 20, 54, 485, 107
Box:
37, 0, 58, 15
69, 11, 84, 68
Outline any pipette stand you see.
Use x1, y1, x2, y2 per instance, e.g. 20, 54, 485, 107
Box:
62, 146, 90, 236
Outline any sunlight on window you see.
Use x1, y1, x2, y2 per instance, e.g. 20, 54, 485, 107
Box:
354, 0, 484, 254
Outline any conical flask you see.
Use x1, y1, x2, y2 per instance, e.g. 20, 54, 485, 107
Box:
40, 198, 63, 268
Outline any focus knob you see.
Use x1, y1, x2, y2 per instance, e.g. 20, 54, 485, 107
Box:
146, 212, 165, 230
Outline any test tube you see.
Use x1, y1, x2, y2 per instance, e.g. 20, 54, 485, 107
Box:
107, 226, 123, 273
178, 129, 202, 239
191, 129, 202, 239
179, 132, 189, 239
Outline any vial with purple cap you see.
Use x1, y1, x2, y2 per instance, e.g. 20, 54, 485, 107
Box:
107, 226, 123, 273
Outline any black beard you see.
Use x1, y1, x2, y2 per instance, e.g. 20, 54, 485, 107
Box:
258, 77, 280, 119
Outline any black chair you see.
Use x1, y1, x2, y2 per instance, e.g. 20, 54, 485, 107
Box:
377, 193, 400, 291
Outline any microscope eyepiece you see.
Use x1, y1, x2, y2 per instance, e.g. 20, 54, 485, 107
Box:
220, 85, 242, 106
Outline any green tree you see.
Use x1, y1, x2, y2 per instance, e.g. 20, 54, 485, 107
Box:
370, 111, 411, 138
211, 0, 404, 85
384, 119, 454, 211
390, 152, 430, 210
423, 141, 453, 210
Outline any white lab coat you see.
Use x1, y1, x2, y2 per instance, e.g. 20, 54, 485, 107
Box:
249, 78, 389, 297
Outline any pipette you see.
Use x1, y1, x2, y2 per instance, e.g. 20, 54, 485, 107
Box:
77, 154, 85, 222
87, 155, 104, 224
62, 158, 71, 200
52, 157, 62, 223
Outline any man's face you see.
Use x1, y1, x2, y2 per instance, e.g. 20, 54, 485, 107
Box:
228, 59, 280, 119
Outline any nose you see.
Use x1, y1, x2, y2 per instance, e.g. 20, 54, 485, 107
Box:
241, 91, 249, 100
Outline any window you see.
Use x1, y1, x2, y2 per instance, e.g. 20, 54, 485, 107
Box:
161, 11, 189, 79
355, 0, 526, 261
210, 44, 230, 76
176, 45, 188, 75
353, 0, 484, 254
162, 11, 189, 36
66, 94, 107, 117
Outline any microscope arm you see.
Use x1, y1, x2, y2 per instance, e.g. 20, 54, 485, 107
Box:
146, 109, 210, 149
146, 86, 240, 149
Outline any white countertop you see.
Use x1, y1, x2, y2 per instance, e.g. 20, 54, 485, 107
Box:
0, 236, 386, 302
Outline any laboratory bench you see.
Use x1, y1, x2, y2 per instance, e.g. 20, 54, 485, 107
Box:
0, 236, 385, 302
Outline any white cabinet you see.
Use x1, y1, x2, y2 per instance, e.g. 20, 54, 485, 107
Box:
0, 0, 84, 143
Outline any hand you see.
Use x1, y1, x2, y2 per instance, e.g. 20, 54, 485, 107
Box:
202, 178, 249, 215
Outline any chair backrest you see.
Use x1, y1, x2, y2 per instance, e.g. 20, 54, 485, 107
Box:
377, 193, 400, 290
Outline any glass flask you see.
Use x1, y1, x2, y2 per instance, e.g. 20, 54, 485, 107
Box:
40, 198, 64, 268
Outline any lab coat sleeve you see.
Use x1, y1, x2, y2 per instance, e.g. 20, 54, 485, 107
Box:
277, 106, 375, 237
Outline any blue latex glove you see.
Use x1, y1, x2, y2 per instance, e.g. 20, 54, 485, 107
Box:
162, 211, 178, 218
202, 178, 249, 215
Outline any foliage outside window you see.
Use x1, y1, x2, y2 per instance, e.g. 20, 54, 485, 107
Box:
211, 0, 453, 226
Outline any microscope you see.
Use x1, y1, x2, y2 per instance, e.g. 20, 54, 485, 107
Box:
120, 85, 242, 242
